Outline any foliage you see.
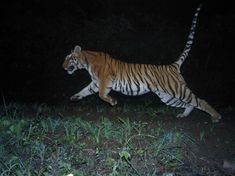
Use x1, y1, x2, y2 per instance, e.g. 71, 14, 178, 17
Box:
0, 102, 214, 175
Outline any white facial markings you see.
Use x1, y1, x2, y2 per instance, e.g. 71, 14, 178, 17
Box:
64, 54, 76, 74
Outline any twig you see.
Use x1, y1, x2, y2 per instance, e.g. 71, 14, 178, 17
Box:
1, 92, 8, 117
124, 157, 141, 176
125, 134, 157, 147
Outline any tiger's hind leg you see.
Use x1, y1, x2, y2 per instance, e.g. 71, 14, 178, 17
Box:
176, 105, 194, 118
178, 86, 221, 122
155, 91, 194, 118
194, 98, 221, 123
155, 89, 221, 123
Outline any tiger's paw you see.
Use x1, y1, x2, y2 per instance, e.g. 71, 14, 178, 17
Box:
211, 115, 222, 123
176, 113, 187, 118
110, 99, 117, 106
70, 94, 82, 101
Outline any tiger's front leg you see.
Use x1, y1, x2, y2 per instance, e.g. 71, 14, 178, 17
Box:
70, 82, 99, 101
98, 78, 117, 106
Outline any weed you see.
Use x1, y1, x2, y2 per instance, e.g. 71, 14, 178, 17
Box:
48, 117, 60, 133
1, 93, 8, 117
9, 119, 28, 140
0, 103, 203, 175
119, 118, 132, 143
63, 121, 80, 144
199, 131, 205, 141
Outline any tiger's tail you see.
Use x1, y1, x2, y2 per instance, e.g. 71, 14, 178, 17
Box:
174, 4, 202, 70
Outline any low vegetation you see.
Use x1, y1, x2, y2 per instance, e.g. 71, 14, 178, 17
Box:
0, 100, 233, 175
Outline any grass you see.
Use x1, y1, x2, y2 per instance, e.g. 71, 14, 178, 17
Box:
0, 101, 201, 175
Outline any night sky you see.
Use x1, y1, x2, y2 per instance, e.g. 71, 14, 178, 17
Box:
1, 0, 235, 107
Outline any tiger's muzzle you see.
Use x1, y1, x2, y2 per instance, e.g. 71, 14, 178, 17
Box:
66, 65, 77, 74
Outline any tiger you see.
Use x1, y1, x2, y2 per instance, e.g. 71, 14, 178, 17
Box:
62, 4, 221, 123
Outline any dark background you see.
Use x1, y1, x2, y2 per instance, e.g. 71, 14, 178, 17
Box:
1, 0, 235, 108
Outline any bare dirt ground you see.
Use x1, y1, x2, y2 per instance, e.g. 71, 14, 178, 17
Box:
157, 110, 235, 175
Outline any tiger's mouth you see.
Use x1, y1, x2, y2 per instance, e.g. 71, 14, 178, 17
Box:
67, 65, 76, 74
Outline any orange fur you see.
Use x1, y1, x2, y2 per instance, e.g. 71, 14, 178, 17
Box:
63, 48, 221, 123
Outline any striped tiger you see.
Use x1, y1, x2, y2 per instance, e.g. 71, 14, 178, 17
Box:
62, 5, 221, 123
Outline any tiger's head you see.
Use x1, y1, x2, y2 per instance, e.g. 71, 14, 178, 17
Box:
62, 45, 86, 74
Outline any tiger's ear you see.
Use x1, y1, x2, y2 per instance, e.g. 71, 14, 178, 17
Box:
74, 45, 82, 54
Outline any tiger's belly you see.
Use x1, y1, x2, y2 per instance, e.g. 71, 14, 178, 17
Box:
112, 80, 150, 96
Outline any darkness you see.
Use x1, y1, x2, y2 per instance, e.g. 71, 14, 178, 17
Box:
1, 0, 235, 108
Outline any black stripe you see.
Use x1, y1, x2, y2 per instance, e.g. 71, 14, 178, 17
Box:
165, 97, 174, 104
185, 91, 193, 103
181, 85, 187, 101
126, 72, 133, 95
86, 51, 97, 57
168, 99, 179, 106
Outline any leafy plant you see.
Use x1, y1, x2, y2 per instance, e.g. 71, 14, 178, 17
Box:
9, 120, 28, 139
0, 103, 203, 175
